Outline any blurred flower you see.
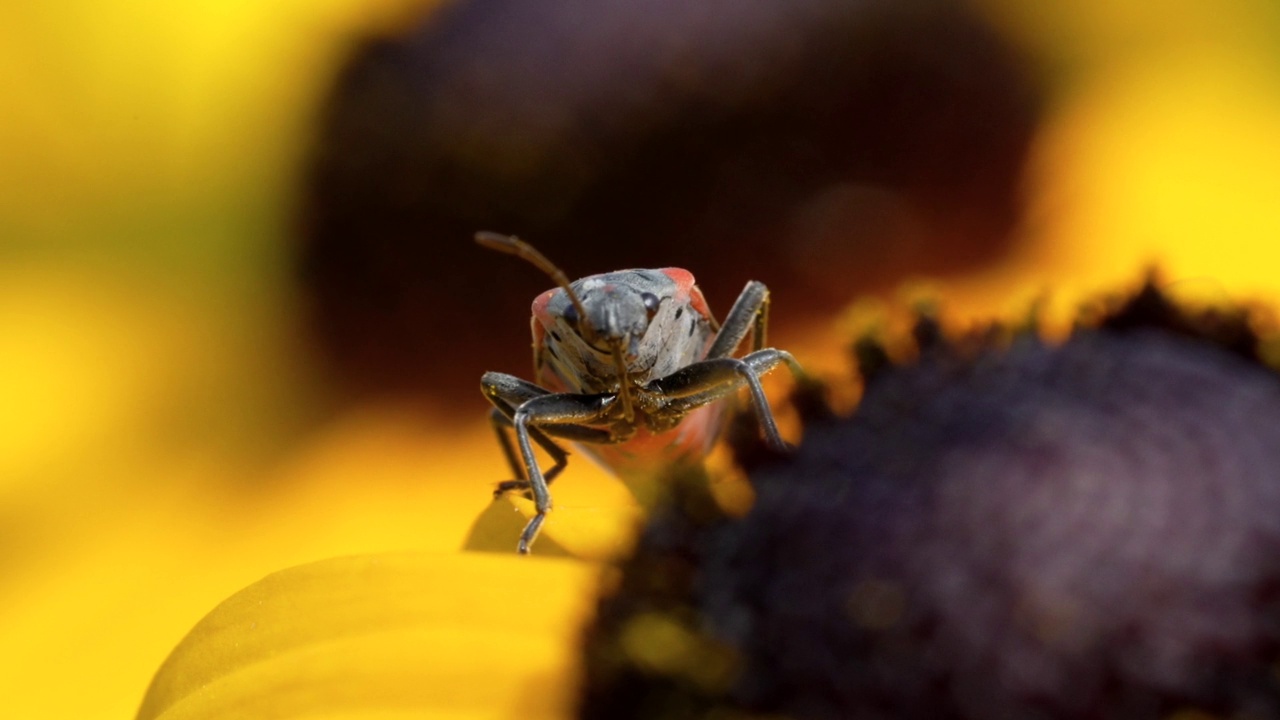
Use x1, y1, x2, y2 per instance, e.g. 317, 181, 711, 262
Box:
6, 0, 1280, 719
584, 284, 1280, 718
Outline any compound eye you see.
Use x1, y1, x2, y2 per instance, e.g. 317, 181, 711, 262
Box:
561, 303, 580, 328
641, 292, 661, 317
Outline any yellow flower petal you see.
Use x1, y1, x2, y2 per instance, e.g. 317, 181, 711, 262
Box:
137, 553, 598, 720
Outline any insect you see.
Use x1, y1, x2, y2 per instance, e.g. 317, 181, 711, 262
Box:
477, 231, 802, 553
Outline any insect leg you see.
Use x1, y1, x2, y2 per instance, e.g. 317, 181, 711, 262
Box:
487, 407, 524, 487
487, 408, 564, 496
510, 392, 616, 554
488, 408, 618, 496
706, 281, 770, 359
482, 373, 571, 495
647, 349, 801, 450
483, 371, 618, 490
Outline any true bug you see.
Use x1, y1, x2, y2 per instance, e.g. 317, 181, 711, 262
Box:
478, 231, 802, 553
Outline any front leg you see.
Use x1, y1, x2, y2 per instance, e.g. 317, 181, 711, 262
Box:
646, 348, 802, 450
706, 280, 771, 359
483, 372, 615, 497
483, 373, 569, 496
509, 391, 616, 554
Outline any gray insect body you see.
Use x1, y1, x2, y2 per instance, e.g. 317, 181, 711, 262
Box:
538, 269, 715, 395
477, 232, 801, 553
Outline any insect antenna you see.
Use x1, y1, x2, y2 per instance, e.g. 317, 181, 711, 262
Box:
475, 232, 595, 342
475, 231, 636, 422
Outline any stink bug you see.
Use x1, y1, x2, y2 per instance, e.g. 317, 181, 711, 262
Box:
477, 232, 802, 553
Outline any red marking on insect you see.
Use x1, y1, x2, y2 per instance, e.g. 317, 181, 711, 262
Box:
659, 268, 712, 319
476, 231, 802, 554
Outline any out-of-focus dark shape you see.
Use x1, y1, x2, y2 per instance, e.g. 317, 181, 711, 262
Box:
581, 282, 1280, 719
299, 0, 1041, 402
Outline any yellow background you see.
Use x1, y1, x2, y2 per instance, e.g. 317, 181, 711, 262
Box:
3, 1, 1280, 717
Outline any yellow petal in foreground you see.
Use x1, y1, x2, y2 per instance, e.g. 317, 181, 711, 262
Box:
138, 553, 599, 720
